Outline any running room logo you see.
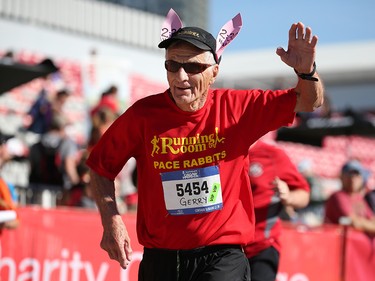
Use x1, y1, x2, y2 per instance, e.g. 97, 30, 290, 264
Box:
151, 127, 225, 156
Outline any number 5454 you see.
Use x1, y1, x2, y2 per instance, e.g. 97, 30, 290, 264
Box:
176, 181, 209, 197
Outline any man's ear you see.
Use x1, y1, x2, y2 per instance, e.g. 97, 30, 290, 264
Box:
210, 65, 219, 85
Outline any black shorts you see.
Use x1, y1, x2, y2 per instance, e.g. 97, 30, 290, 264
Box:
139, 244, 250, 281
248, 246, 280, 281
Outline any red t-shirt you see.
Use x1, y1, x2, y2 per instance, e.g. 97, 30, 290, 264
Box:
87, 88, 296, 249
243, 141, 310, 257
325, 191, 374, 224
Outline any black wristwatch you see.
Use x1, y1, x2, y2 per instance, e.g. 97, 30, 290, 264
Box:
294, 62, 319, 81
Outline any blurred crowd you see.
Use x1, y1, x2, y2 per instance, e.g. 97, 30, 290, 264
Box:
1, 52, 375, 238
0, 76, 138, 215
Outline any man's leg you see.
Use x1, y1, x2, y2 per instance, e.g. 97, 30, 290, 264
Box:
138, 248, 178, 281
248, 246, 279, 281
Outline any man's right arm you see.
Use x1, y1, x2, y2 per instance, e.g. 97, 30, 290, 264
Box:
276, 22, 324, 113
89, 170, 133, 269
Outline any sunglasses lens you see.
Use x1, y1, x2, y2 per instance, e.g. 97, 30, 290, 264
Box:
165, 60, 213, 74
184, 63, 204, 74
165, 61, 180, 72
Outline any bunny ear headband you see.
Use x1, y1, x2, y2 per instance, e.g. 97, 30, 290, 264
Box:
158, 8, 242, 63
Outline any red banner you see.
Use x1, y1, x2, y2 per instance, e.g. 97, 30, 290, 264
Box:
1, 207, 142, 281
1, 207, 374, 281
344, 228, 375, 281
277, 223, 342, 281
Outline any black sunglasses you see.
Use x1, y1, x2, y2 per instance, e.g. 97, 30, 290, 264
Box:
164, 60, 215, 74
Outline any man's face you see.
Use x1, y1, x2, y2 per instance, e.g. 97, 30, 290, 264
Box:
166, 42, 219, 112
341, 170, 364, 193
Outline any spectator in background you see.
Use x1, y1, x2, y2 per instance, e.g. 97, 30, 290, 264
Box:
51, 89, 71, 117
325, 160, 375, 235
244, 140, 310, 281
90, 85, 120, 118
88, 86, 120, 151
0, 179, 19, 264
0, 132, 29, 206
25, 79, 53, 135
365, 189, 375, 213
28, 114, 79, 207
0, 132, 20, 260
88, 107, 118, 151
0, 132, 20, 237
0, 178, 19, 232
25, 81, 71, 136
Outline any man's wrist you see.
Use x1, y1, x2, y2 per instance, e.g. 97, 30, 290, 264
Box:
294, 62, 319, 81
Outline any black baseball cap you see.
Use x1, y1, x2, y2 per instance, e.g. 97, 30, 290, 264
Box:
158, 27, 219, 63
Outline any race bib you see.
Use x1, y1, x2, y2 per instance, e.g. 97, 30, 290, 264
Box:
161, 166, 223, 215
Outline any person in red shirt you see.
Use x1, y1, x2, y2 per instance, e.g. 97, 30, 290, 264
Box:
86, 10, 324, 281
325, 160, 375, 235
244, 140, 310, 281
90, 85, 120, 118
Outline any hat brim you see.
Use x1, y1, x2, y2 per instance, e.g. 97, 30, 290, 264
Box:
158, 37, 212, 51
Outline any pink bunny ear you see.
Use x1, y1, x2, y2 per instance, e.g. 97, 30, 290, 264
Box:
160, 8, 183, 42
215, 13, 243, 59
